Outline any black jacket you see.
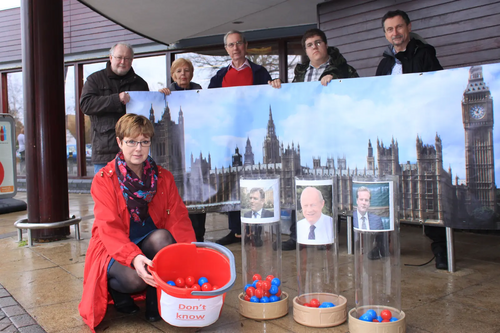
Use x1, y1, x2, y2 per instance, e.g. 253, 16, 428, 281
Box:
293, 46, 359, 82
376, 38, 443, 76
80, 62, 149, 164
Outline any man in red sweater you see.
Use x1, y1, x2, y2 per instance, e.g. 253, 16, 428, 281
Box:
209, 30, 281, 245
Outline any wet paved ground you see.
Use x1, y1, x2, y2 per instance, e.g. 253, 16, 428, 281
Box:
1, 192, 500, 332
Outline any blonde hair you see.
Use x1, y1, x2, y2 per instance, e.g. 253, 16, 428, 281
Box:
115, 114, 154, 140
171, 58, 194, 81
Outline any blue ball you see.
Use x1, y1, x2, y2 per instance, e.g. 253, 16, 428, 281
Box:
252, 280, 258, 288
365, 309, 377, 320
320, 302, 335, 308
250, 296, 259, 303
244, 284, 252, 292
167, 281, 176, 286
359, 314, 372, 322
390, 317, 398, 322
377, 316, 383, 322
198, 277, 208, 286
260, 296, 270, 303
269, 285, 279, 295
269, 295, 280, 302
271, 277, 281, 287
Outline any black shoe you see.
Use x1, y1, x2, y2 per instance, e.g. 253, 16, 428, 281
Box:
367, 246, 388, 260
108, 288, 140, 314
244, 235, 263, 247
282, 238, 296, 251
435, 254, 448, 270
146, 287, 162, 322
216, 232, 241, 245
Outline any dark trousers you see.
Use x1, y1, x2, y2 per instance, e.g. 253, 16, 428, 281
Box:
228, 211, 242, 235
189, 213, 206, 242
424, 225, 447, 256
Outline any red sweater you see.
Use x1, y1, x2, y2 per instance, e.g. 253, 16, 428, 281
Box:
222, 67, 253, 87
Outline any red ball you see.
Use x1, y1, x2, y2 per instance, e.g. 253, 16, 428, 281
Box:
246, 286, 256, 297
381, 309, 392, 320
382, 319, 390, 322
309, 299, 320, 308
192, 284, 201, 291
201, 283, 212, 291
266, 275, 275, 282
372, 319, 379, 322
212, 285, 219, 290
263, 290, 271, 297
275, 288, 282, 297
303, 303, 311, 307
175, 277, 185, 288
252, 274, 262, 281
255, 288, 263, 299
261, 280, 271, 291
256, 280, 264, 289
185, 276, 195, 288
244, 295, 251, 301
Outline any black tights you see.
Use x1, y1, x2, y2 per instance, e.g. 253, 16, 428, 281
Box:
108, 229, 176, 294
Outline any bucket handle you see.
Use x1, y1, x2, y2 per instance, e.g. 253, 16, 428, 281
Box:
189, 242, 237, 297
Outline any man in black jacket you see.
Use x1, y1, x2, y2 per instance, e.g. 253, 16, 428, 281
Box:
80, 42, 149, 174
376, 10, 442, 75
375, 10, 447, 270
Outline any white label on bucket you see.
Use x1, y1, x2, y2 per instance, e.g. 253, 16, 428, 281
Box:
159, 290, 224, 327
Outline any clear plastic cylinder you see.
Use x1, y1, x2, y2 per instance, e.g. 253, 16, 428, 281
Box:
240, 178, 282, 294
295, 179, 339, 305
352, 178, 402, 322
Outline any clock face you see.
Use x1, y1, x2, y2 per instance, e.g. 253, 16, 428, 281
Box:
469, 105, 485, 119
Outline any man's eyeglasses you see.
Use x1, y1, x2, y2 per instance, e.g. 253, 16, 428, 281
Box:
225, 41, 244, 48
124, 140, 151, 147
305, 40, 324, 49
113, 56, 133, 62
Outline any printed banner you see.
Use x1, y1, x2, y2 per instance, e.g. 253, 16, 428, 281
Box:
0, 115, 16, 197
127, 64, 500, 230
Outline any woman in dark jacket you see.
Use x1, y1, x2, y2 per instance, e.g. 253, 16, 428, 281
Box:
159, 58, 206, 242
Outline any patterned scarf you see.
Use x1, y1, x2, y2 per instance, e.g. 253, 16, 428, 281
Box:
115, 152, 158, 225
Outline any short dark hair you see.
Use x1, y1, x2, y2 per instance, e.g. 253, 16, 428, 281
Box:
249, 188, 265, 199
301, 28, 327, 49
381, 10, 411, 31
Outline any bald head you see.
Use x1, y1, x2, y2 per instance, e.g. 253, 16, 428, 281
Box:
300, 187, 325, 224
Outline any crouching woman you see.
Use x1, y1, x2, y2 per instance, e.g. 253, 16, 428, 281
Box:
79, 113, 196, 331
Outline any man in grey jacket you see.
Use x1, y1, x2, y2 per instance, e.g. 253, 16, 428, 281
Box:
80, 42, 149, 174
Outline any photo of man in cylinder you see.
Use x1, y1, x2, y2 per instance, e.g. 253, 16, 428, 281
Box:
296, 186, 334, 245
243, 187, 274, 219
353, 184, 392, 231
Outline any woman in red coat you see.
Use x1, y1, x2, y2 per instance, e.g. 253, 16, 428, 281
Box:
79, 113, 196, 331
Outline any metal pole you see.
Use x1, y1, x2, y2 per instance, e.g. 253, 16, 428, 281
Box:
446, 227, 455, 273
347, 215, 353, 255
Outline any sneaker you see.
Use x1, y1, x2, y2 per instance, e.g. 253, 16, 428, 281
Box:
282, 238, 296, 251
216, 232, 241, 245
435, 253, 448, 270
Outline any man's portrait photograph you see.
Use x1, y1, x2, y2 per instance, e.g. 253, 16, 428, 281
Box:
240, 178, 279, 223
295, 180, 335, 245
352, 181, 394, 232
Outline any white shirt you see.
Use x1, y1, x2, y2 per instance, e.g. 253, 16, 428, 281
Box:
296, 213, 334, 245
356, 210, 371, 231
17, 133, 25, 152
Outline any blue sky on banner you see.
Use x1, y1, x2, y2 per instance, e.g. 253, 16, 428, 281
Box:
128, 63, 500, 186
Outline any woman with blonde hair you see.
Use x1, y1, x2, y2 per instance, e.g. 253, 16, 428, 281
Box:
160, 57, 202, 94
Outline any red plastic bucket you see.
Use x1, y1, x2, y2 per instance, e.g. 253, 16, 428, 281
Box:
150, 242, 236, 327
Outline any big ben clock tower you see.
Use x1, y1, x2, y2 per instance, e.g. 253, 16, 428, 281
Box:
462, 66, 495, 210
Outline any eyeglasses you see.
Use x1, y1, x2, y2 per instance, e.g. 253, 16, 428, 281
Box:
225, 41, 244, 48
124, 140, 151, 147
113, 56, 133, 62
305, 40, 324, 49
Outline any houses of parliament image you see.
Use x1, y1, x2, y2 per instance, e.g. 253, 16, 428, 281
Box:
149, 66, 497, 229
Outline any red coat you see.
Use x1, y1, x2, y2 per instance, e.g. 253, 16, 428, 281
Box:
79, 161, 196, 331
